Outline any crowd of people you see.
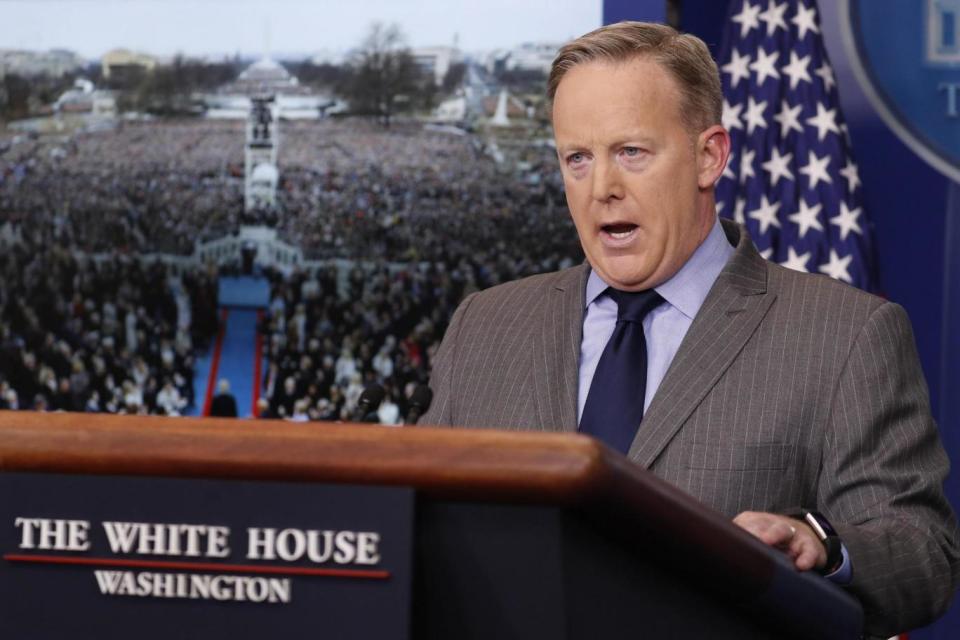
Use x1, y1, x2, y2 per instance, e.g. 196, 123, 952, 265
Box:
1, 119, 577, 263
1, 121, 244, 254
0, 116, 583, 422
0, 233, 219, 415
256, 254, 509, 423
273, 122, 577, 270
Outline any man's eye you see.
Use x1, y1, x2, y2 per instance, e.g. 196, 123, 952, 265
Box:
567, 152, 586, 165
622, 147, 642, 157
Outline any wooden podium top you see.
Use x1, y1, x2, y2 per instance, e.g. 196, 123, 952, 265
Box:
0, 411, 610, 500
0, 410, 862, 638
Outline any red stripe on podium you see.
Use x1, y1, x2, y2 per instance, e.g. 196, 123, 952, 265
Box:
4, 554, 390, 579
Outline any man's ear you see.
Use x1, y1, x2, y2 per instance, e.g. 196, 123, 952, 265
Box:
696, 125, 731, 189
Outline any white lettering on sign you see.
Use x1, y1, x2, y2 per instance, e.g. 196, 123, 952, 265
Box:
357, 532, 381, 565
246, 528, 381, 565
940, 82, 960, 117
101, 522, 231, 558
93, 571, 291, 603
14, 518, 90, 551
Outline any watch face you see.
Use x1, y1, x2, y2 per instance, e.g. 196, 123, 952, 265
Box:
805, 511, 838, 538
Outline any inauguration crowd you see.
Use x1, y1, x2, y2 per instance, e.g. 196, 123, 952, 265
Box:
0, 234, 219, 414
0, 121, 244, 254
0, 117, 581, 421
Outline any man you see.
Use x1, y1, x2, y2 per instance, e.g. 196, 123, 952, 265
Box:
420, 22, 959, 637
210, 378, 238, 418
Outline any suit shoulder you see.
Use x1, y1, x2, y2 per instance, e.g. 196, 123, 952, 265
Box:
461, 265, 584, 319
762, 260, 923, 360
766, 260, 887, 316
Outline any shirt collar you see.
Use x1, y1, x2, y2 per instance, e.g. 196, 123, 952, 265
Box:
584, 217, 735, 320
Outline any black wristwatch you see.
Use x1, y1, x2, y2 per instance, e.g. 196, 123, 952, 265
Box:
801, 509, 844, 574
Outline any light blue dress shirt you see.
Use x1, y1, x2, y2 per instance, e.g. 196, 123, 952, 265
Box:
576, 216, 852, 584
578, 217, 734, 421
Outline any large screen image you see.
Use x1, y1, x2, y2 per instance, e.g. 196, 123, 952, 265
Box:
0, 1, 599, 422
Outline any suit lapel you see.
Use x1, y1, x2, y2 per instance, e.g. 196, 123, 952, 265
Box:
533, 263, 588, 432
628, 222, 775, 468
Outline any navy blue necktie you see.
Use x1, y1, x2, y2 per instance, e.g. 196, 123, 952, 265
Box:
579, 288, 664, 454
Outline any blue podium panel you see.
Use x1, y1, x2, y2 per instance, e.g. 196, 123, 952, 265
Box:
0, 473, 413, 640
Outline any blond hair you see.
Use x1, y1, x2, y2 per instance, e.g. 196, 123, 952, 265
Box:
548, 21, 722, 133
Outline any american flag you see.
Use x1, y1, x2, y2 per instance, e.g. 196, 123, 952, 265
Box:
716, 0, 878, 291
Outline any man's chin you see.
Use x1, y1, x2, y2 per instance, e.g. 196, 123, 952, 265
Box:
592, 263, 657, 292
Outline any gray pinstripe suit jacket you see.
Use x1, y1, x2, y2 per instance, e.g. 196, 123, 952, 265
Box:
421, 220, 959, 636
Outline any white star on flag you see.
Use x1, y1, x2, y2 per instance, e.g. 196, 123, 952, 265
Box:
761, 147, 794, 186
819, 249, 853, 283
723, 99, 744, 131
799, 150, 832, 189
745, 97, 769, 134
781, 246, 811, 272
782, 51, 812, 90
734, 197, 747, 224
791, 3, 820, 39
748, 195, 782, 234
750, 48, 780, 85
722, 49, 752, 88
839, 160, 861, 192
830, 201, 863, 240
740, 148, 757, 183
723, 151, 736, 181
806, 102, 840, 141
814, 62, 835, 92
731, 1, 762, 38
788, 199, 823, 237
773, 100, 804, 136
759, 0, 789, 36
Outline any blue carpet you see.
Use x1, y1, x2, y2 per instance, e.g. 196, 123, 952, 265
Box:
189, 308, 261, 418
188, 276, 268, 416
219, 276, 270, 308
213, 309, 260, 418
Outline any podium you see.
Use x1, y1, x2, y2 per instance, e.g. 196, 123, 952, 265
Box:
0, 411, 862, 639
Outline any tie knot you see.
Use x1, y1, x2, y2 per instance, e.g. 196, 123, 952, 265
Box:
608, 288, 664, 324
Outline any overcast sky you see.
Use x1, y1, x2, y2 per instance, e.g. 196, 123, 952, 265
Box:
0, 0, 602, 59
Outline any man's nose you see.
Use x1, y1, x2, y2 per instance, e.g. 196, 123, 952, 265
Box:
591, 157, 624, 202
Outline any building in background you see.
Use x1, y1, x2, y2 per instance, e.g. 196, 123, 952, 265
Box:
411, 46, 462, 85
483, 42, 560, 75
205, 57, 337, 120
0, 48, 85, 77
53, 78, 116, 117
101, 48, 156, 85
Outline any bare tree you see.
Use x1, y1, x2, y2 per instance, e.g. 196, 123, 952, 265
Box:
344, 22, 425, 126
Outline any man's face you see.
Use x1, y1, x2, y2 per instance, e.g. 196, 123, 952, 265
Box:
552, 57, 721, 291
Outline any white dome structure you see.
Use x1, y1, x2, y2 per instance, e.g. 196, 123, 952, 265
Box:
237, 58, 299, 88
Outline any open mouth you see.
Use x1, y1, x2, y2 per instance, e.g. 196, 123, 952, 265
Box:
601, 223, 638, 240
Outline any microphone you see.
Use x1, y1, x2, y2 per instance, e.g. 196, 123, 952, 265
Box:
353, 384, 385, 423
405, 384, 433, 425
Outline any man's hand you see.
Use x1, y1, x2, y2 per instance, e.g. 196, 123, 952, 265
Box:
733, 511, 827, 572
